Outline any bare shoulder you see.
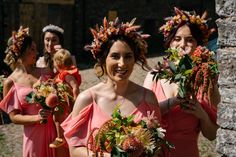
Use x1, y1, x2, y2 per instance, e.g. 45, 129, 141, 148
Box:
72, 85, 98, 117
3, 77, 14, 88
3, 77, 14, 96
143, 71, 155, 90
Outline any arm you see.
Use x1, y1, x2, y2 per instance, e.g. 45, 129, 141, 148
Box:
143, 72, 154, 90
68, 90, 94, 157
65, 74, 80, 100
3, 77, 51, 125
3, 78, 14, 97
184, 99, 218, 140
209, 84, 221, 107
9, 109, 50, 125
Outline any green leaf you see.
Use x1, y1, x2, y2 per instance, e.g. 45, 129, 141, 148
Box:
111, 146, 128, 157
168, 61, 177, 73
174, 73, 182, 81
26, 92, 34, 103
179, 55, 193, 70
183, 69, 192, 76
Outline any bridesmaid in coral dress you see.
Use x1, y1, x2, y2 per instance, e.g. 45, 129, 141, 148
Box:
61, 18, 161, 157
0, 27, 56, 157
144, 8, 221, 157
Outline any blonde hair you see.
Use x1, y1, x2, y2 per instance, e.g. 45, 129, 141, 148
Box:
53, 49, 74, 69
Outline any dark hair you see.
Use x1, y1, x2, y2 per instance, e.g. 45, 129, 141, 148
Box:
42, 29, 64, 70
4, 36, 33, 70
164, 22, 204, 48
94, 35, 148, 78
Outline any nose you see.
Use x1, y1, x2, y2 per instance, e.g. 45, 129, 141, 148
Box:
179, 39, 187, 48
118, 57, 125, 67
48, 40, 52, 46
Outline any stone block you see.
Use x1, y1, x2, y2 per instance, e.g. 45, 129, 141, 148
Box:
216, 128, 236, 156
216, 18, 236, 47
217, 48, 236, 83
216, 0, 236, 17
217, 103, 236, 129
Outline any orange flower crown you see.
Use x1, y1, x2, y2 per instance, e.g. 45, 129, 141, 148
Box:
160, 7, 214, 44
85, 17, 150, 60
10, 26, 29, 55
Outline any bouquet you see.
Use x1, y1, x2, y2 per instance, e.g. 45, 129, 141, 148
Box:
87, 107, 174, 157
26, 79, 73, 124
152, 46, 219, 100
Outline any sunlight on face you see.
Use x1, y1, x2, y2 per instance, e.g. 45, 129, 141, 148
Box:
170, 25, 198, 56
105, 40, 135, 82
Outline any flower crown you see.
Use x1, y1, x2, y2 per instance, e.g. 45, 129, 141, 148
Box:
42, 24, 64, 34
10, 26, 29, 55
85, 17, 150, 59
160, 7, 213, 44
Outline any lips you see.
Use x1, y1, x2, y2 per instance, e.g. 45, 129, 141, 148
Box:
115, 69, 128, 75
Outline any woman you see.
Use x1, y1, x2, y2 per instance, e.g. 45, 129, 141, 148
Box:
36, 24, 64, 71
61, 17, 161, 157
36, 24, 76, 72
143, 8, 221, 157
0, 27, 56, 157
36, 24, 71, 156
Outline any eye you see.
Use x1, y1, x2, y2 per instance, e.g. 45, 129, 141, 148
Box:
110, 53, 120, 60
125, 53, 133, 60
186, 37, 196, 43
173, 36, 181, 42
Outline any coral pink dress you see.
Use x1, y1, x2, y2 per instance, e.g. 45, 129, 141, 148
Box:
0, 81, 56, 157
55, 66, 81, 86
153, 81, 217, 157
61, 90, 161, 149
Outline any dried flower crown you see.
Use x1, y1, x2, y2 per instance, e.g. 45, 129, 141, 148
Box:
42, 24, 64, 34
85, 17, 150, 59
160, 7, 214, 44
10, 26, 29, 55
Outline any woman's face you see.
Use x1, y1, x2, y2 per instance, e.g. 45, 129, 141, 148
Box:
44, 32, 60, 54
24, 41, 38, 65
170, 25, 198, 56
105, 40, 135, 82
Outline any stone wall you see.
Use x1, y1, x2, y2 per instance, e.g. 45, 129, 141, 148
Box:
215, 0, 236, 156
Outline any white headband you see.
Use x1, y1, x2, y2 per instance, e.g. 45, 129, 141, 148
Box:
42, 24, 64, 34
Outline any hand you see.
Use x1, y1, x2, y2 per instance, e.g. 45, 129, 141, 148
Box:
172, 96, 188, 106
38, 109, 52, 122
182, 98, 208, 120
54, 45, 62, 51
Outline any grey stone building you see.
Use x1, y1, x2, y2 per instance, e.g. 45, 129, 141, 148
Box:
215, 0, 236, 156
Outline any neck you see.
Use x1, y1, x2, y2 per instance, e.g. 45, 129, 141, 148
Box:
16, 63, 34, 74
107, 79, 130, 96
